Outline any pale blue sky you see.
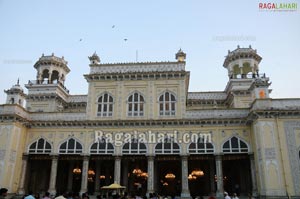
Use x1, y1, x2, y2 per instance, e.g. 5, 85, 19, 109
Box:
0, 0, 299, 103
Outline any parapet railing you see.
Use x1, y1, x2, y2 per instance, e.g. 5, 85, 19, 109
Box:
27, 80, 69, 93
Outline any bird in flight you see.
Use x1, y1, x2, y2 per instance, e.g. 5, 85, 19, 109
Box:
79, 39, 82, 42
112, 25, 115, 28
124, 38, 128, 42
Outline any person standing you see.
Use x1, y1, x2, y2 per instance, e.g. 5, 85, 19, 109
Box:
24, 191, 35, 199
43, 192, 51, 199
0, 188, 8, 199
224, 192, 231, 199
55, 193, 67, 199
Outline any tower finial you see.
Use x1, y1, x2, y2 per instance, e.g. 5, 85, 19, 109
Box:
89, 51, 100, 64
175, 48, 186, 62
17, 78, 20, 86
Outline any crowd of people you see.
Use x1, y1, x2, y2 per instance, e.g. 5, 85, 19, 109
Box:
0, 187, 256, 199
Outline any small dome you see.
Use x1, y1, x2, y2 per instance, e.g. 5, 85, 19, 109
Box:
11, 84, 23, 92
175, 48, 186, 62
11, 79, 24, 92
223, 45, 262, 68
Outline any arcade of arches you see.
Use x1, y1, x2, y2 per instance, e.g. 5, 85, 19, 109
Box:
20, 137, 256, 197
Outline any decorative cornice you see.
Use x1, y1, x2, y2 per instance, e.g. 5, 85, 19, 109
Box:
84, 71, 189, 82
2, 110, 300, 128
23, 118, 248, 128
67, 95, 87, 103
187, 92, 227, 100
4, 89, 27, 97
34, 54, 70, 73
89, 61, 185, 74
25, 80, 70, 94
90, 61, 183, 67
26, 93, 61, 101
246, 110, 300, 125
187, 99, 226, 106
223, 47, 262, 68
184, 109, 249, 119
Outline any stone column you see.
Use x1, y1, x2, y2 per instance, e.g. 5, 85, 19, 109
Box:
48, 154, 59, 195
209, 158, 216, 193
80, 156, 90, 194
250, 154, 258, 197
67, 161, 74, 191
215, 155, 224, 199
114, 156, 121, 184
48, 71, 52, 84
18, 154, 29, 195
37, 73, 42, 84
181, 156, 190, 198
147, 156, 155, 195
95, 161, 101, 193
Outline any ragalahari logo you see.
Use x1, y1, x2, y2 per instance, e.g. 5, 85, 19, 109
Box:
259, 2, 298, 12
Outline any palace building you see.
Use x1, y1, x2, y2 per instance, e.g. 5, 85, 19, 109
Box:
0, 46, 300, 199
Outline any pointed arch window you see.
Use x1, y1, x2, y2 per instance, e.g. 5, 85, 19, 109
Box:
222, 137, 249, 153
155, 138, 180, 154
128, 92, 145, 116
189, 138, 214, 154
28, 138, 52, 154
90, 139, 114, 154
122, 139, 147, 154
59, 138, 83, 154
10, 98, 15, 104
97, 93, 113, 117
159, 92, 176, 116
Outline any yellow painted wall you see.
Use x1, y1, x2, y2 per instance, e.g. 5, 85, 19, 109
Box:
86, 78, 187, 120
0, 123, 27, 193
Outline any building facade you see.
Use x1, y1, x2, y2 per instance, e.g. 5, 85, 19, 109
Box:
0, 46, 300, 199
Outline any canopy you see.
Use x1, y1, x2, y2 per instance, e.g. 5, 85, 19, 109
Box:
101, 183, 126, 189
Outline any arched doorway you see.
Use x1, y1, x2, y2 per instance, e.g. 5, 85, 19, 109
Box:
188, 138, 215, 197
222, 136, 251, 196
89, 139, 115, 194
27, 138, 52, 193
56, 138, 84, 194
155, 138, 181, 197
122, 139, 148, 196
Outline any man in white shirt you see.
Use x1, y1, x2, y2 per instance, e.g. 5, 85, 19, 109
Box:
224, 192, 231, 199
55, 193, 67, 199
24, 191, 35, 199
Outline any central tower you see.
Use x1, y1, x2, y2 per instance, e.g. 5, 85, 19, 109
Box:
223, 45, 271, 108
25, 53, 71, 112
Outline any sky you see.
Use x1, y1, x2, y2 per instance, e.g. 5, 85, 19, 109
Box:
0, 0, 299, 103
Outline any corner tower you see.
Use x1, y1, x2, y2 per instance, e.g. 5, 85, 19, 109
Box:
223, 46, 271, 108
4, 79, 26, 107
25, 53, 71, 112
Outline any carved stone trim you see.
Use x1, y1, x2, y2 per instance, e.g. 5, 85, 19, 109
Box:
89, 62, 185, 74
284, 121, 300, 195
84, 71, 188, 82
27, 118, 247, 128
264, 148, 276, 160
187, 92, 227, 100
